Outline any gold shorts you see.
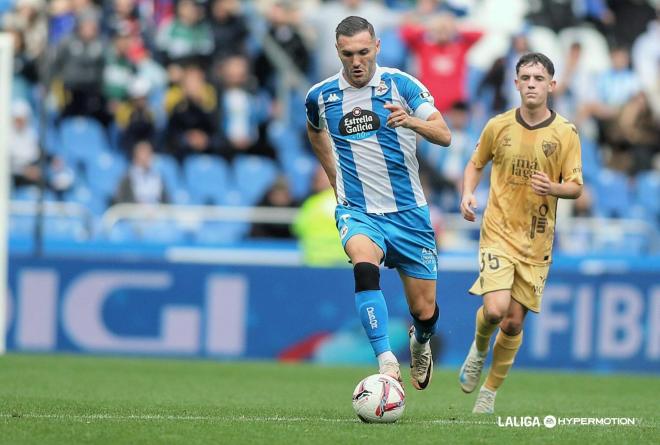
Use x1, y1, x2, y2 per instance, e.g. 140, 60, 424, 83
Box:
468, 247, 550, 313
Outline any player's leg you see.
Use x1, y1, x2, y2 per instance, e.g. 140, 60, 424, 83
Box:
398, 272, 439, 390
344, 234, 400, 380
473, 298, 527, 414
459, 249, 515, 393
459, 289, 511, 393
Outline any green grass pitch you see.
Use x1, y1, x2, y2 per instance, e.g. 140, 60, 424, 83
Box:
0, 354, 657, 444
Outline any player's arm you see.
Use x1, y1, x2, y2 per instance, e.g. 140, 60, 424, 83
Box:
460, 161, 485, 222
384, 105, 451, 146
306, 122, 337, 192
460, 122, 494, 222
530, 173, 582, 199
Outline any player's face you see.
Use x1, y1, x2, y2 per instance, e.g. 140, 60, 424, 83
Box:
515, 63, 556, 109
336, 30, 380, 88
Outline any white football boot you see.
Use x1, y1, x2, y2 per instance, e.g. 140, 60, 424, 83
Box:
379, 359, 402, 383
472, 385, 497, 414
408, 327, 433, 390
459, 341, 488, 393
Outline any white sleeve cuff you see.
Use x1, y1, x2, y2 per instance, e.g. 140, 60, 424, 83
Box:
413, 102, 439, 121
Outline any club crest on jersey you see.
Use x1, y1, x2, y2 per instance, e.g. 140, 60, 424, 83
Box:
375, 80, 389, 96
339, 107, 380, 140
542, 140, 557, 157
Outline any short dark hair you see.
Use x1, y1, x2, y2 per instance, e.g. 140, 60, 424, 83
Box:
335, 16, 375, 41
515, 52, 555, 77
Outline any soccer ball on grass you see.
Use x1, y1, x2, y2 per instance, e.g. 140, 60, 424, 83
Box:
351, 374, 405, 423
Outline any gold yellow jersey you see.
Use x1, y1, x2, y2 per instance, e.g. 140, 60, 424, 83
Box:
471, 108, 583, 265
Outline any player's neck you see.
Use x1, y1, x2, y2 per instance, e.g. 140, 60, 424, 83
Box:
518, 106, 551, 127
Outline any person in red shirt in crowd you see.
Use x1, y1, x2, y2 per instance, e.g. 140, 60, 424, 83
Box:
400, 13, 483, 113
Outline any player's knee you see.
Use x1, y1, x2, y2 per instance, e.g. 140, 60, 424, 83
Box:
353, 262, 380, 293
483, 306, 505, 325
500, 318, 523, 336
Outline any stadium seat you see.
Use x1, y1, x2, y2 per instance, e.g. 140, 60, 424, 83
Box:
268, 123, 315, 200
64, 184, 108, 216
633, 170, 660, 223
580, 135, 602, 183
232, 155, 279, 205
59, 117, 111, 166
183, 155, 229, 205
153, 153, 184, 198
85, 151, 128, 200
593, 169, 632, 218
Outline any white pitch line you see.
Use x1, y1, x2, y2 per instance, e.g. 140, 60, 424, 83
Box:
1, 413, 657, 428
0, 413, 490, 426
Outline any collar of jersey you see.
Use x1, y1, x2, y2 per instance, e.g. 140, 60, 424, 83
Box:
338, 65, 382, 90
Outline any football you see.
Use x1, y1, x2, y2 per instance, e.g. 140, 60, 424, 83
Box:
351, 374, 406, 423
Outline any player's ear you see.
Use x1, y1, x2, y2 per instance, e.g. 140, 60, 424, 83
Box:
375, 38, 381, 54
514, 78, 521, 92
548, 79, 557, 93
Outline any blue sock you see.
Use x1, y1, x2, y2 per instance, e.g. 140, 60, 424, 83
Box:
412, 304, 440, 344
355, 290, 391, 356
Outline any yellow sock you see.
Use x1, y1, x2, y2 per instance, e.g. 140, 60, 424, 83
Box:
485, 330, 523, 391
475, 306, 498, 353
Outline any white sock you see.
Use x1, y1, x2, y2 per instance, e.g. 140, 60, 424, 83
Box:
377, 351, 398, 368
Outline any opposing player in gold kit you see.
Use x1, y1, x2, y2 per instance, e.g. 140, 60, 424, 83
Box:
458, 53, 584, 413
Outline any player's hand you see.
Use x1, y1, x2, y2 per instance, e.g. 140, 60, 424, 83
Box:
460, 193, 478, 222
531, 171, 553, 196
384, 103, 411, 129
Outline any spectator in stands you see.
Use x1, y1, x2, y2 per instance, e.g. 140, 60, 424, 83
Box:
606, 92, 660, 173
254, 0, 311, 96
216, 55, 275, 161
114, 140, 169, 204
525, 0, 579, 32
293, 166, 346, 266
155, 0, 213, 66
9, 100, 41, 188
554, 41, 585, 121
165, 64, 217, 162
103, 25, 139, 112
2, 0, 47, 62
400, 12, 483, 113
302, 0, 399, 79
47, 0, 76, 45
632, 10, 659, 119
605, 0, 656, 49
578, 45, 640, 144
6, 27, 39, 102
210, 0, 249, 62
250, 176, 295, 239
51, 9, 108, 125
115, 77, 156, 154
105, 0, 148, 60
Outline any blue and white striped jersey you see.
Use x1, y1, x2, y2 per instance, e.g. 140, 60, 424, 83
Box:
305, 66, 439, 214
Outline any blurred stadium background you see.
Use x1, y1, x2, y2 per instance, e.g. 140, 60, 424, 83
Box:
1, 0, 659, 375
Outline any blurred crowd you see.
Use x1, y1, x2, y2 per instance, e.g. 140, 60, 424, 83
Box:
3, 0, 659, 251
